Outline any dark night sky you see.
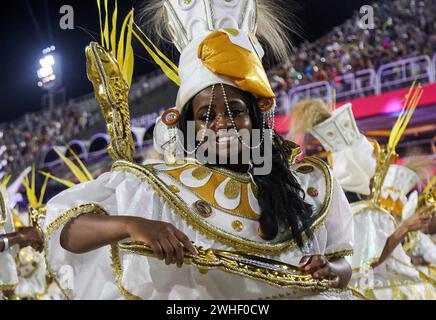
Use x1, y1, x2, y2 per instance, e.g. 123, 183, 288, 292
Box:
0, 0, 380, 123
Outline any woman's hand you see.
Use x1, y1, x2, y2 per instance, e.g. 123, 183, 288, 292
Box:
17, 227, 44, 252
410, 255, 426, 266
126, 217, 198, 268
403, 206, 433, 233
298, 255, 340, 288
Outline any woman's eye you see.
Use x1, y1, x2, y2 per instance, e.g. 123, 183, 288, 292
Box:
200, 113, 214, 123
230, 109, 245, 117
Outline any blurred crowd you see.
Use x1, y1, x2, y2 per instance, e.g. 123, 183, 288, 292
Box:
271, 0, 436, 109
0, 106, 100, 176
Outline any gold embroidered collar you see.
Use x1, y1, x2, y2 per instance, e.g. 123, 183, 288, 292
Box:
153, 162, 260, 221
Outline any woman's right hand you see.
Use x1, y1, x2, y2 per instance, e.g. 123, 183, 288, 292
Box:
126, 217, 198, 268
403, 206, 434, 233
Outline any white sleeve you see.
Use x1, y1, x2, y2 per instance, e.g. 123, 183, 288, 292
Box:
323, 178, 354, 259
331, 134, 376, 196
44, 169, 160, 300
0, 223, 18, 290
412, 232, 436, 264
401, 191, 418, 221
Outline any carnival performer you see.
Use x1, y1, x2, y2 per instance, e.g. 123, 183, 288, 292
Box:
291, 96, 436, 299
0, 170, 44, 300
8, 168, 64, 300
44, 0, 355, 300
385, 165, 436, 282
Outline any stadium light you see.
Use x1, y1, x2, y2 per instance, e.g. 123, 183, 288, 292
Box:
37, 46, 61, 90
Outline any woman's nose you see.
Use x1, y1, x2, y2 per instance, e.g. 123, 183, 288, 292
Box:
214, 113, 232, 130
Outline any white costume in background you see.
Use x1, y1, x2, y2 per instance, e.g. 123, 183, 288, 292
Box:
0, 190, 18, 299
310, 103, 376, 196
307, 104, 435, 299
12, 210, 63, 300
381, 166, 436, 285
45, 159, 354, 300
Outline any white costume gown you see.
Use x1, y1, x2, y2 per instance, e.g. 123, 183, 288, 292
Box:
44, 158, 356, 300
0, 192, 18, 298
347, 201, 435, 299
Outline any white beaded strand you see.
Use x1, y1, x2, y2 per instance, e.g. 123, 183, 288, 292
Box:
220, 83, 274, 150
178, 84, 216, 155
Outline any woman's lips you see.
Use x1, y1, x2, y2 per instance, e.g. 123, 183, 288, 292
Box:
216, 133, 238, 145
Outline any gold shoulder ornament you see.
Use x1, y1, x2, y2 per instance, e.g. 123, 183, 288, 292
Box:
85, 1, 181, 163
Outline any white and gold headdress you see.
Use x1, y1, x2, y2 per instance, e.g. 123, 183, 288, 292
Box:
379, 164, 420, 219
291, 100, 377, 195
145, 0, 292, 160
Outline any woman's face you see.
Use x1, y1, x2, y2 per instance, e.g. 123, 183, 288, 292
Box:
192, 84, 253, 161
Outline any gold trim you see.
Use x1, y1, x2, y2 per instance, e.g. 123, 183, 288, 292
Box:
118, 242, 330, 291
110, 244, 141, 300
417, 267, 436, 286
0, 283, 18, 291
325, 249, 354, 260
113, 159, 333, 255
46, 204, 107, 238
293, 156, 334, 219
391, 256, 436, 286
351, 257, 380, 273
351, 200, 398, 226
0, 190, 7, 228
205, 165, 252, 183
44, 203, 122, 300
403, 231, 420, 256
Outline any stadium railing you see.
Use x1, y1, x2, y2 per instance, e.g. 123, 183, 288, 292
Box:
288, 81, 333, 111
376, 55, 434, 94
278, 54, 436, 114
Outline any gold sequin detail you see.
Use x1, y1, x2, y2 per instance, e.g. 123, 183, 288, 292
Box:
307, 187, 319, 197
168, 185, 180, 193
232, 220, 244, 232
192, 167, 211, 180
250, 183, 259, 199
297, 165, 314, 174
193, 200, 213, 218
224, 180, 241, 200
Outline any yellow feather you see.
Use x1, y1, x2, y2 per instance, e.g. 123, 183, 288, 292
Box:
38, 175, 49, 207
388, 81, 416, 147
53, 148, 89, 183
133, 29, 181, 86
22, 176, 38, 209
66, 148, 94, 181
31, 164, 36, 196
39, 171, 76, 189
122, 10, 135, 86
110, 0, 118, 56
133, 23, 179, 73
1, 174, 11, 189
117, 10, 133, 72
393, 87, 422, 147
388, 81, 420, 150
97, 0, 104, 47
103, 0, 110, 49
